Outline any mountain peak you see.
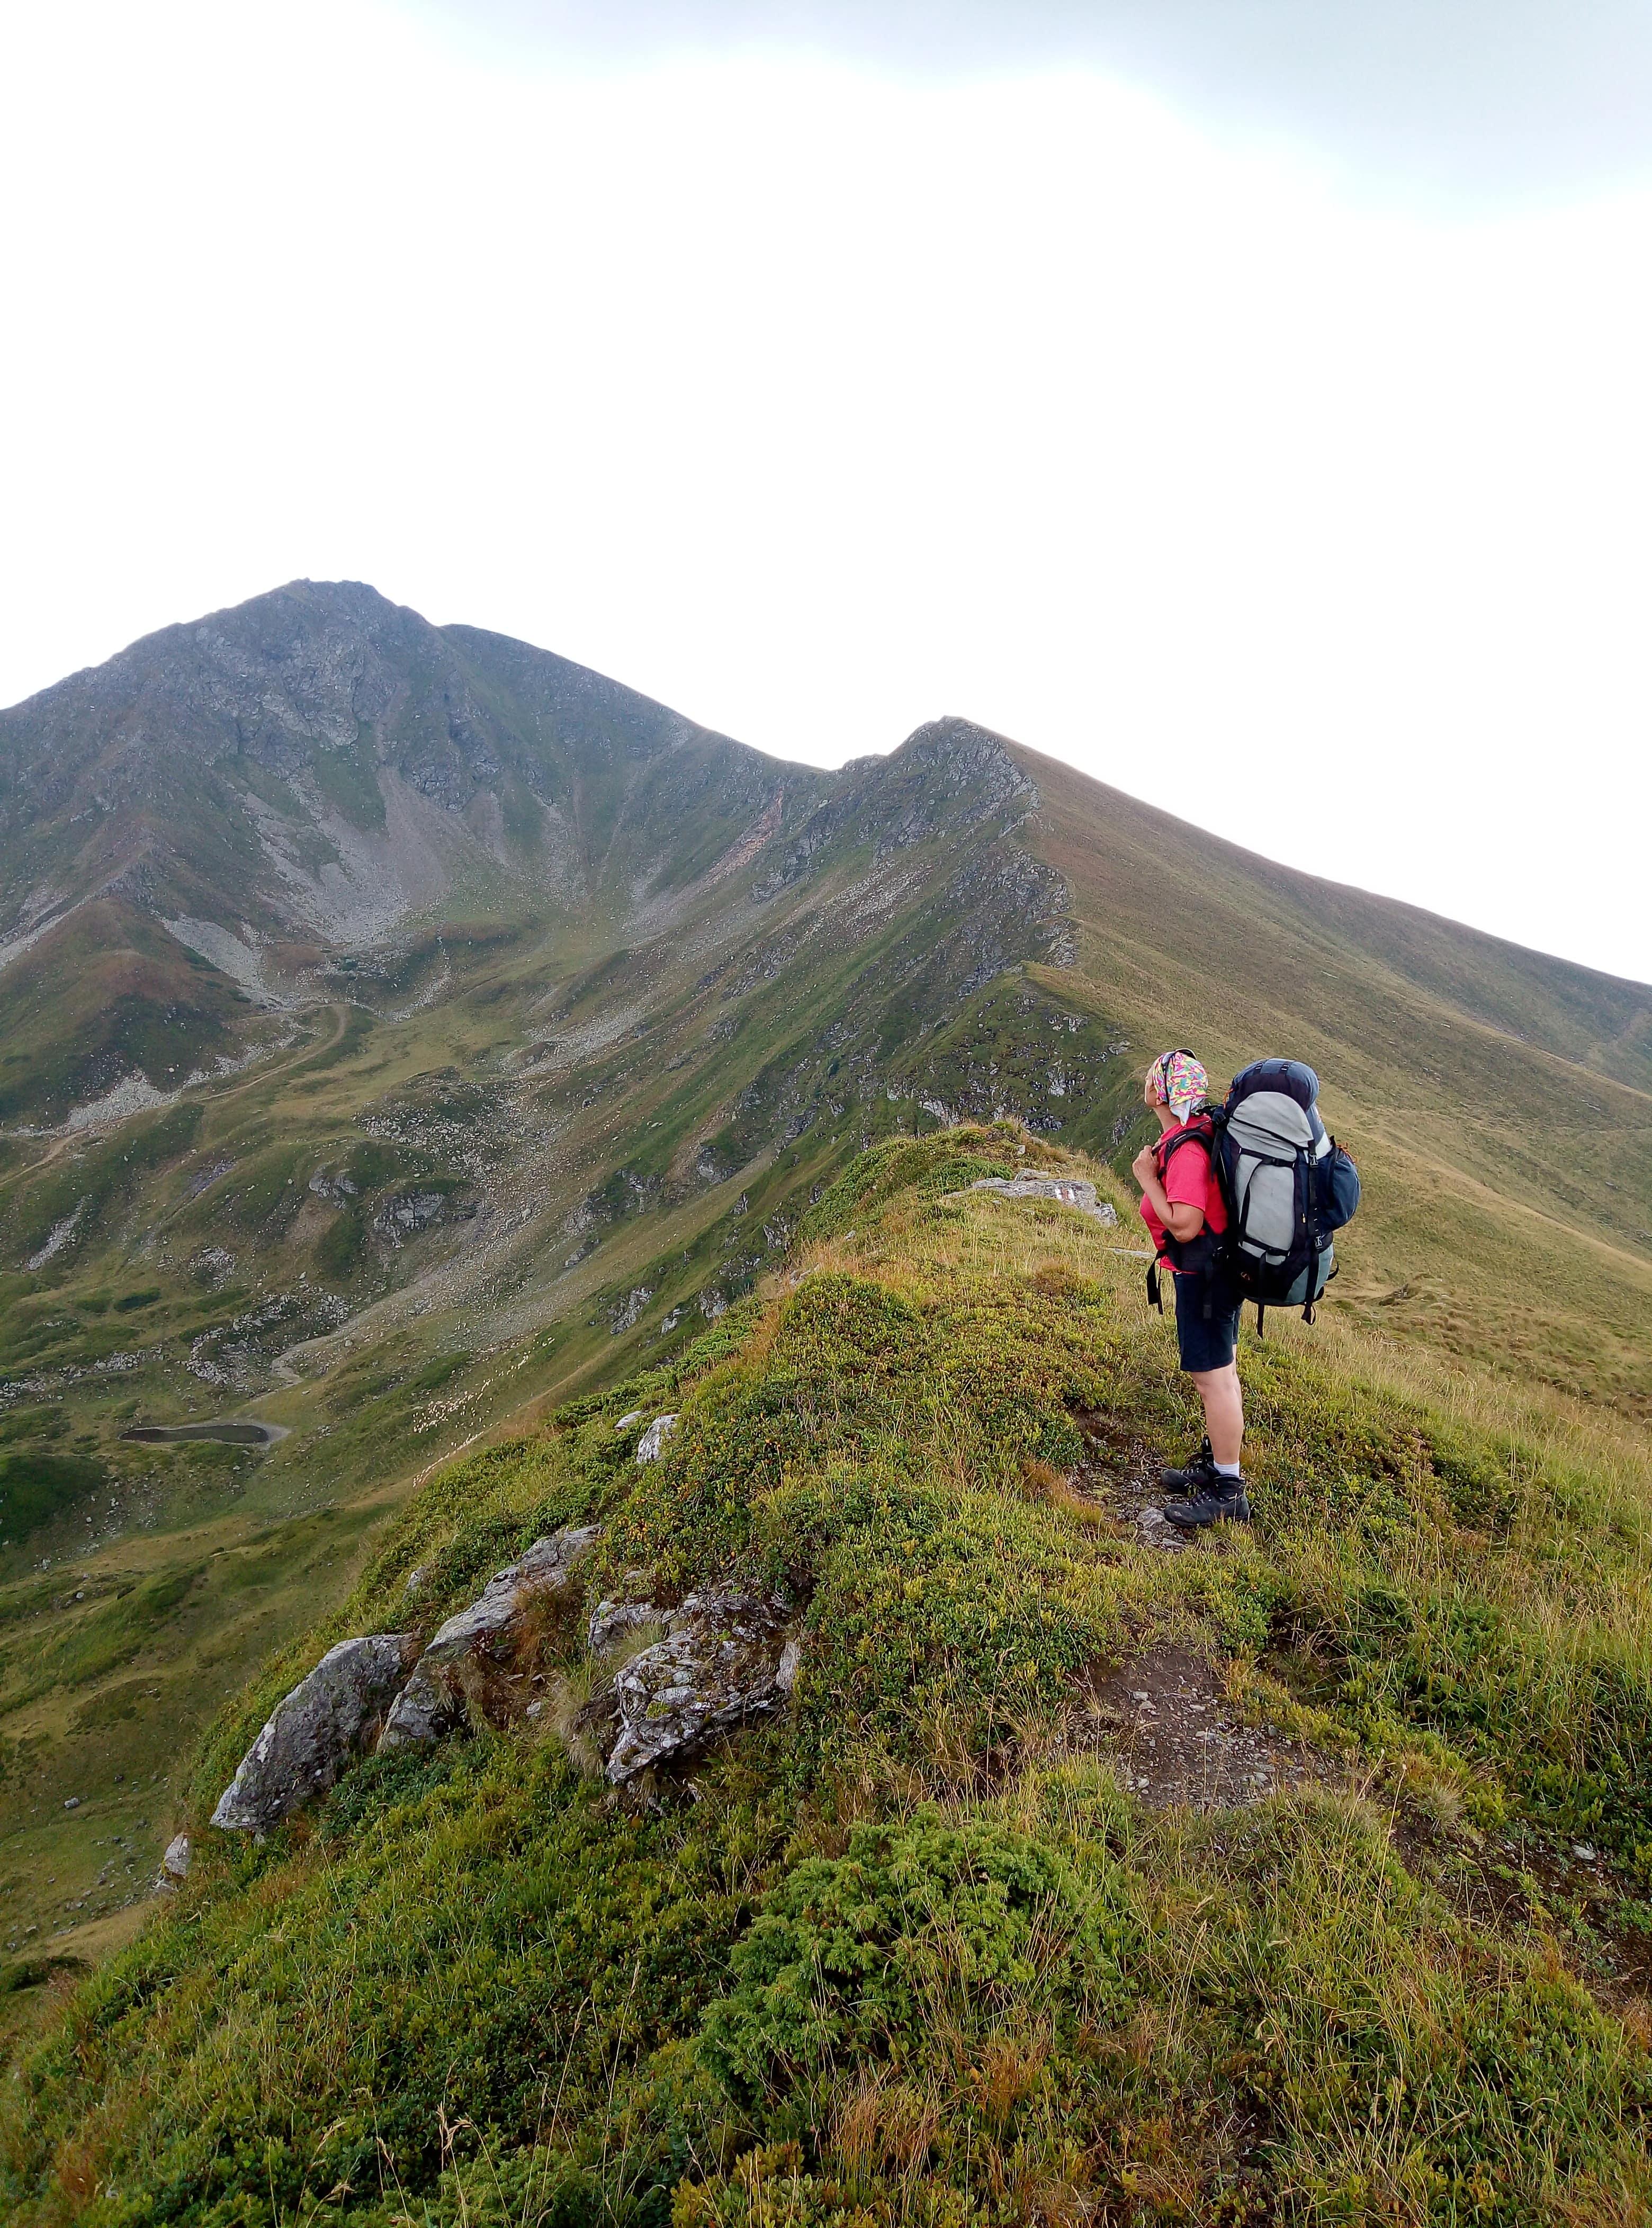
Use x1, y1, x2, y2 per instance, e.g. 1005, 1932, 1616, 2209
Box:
895, 714, 1034, 786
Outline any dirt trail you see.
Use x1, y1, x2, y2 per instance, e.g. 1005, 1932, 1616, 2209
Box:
1061, 1408, 1339, 1809
1072, 1408, 1192, 1553
1076, 1645, 1336, 1812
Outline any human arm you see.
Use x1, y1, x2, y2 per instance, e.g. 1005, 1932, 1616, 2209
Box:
1130, 1142, 1207, 1244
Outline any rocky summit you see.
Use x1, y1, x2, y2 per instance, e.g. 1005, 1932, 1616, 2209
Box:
0, 586, 1650, 2222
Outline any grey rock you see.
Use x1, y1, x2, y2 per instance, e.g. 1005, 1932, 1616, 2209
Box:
588, 1598, 664, 1655
635, 1413, 677, 1464
425, 1529, 598, 1658
1136, 1506, 1188, 1555
212, 1632, 420, 1831
153, 1831, 191, 1893
614, 1410, 642, 1432
966, 1174, 1117, 1224
609, 1286, 654, 1334
373, 1190, 448, 1245
375, 1656, 460, 1751
378, 1526, 598, 1753
605, 1588, 794, 1782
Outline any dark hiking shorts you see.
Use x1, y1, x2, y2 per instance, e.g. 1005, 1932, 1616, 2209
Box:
1173, 1271, 1241, 1373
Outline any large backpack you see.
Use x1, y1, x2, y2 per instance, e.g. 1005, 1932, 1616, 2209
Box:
1208, 1058, 1360, 1332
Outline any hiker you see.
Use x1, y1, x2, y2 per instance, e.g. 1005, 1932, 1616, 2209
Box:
1130, 1050, 1251, 1529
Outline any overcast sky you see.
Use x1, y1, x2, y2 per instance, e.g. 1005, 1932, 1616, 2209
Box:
4, 1, 1650, 981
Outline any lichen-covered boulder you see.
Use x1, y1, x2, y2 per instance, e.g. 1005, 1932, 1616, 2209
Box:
635, 1413, 677, 1463
588, 1594, 664, 1655
378, 1526, 599, 1753
605, 1588, 797, 1782
211, 1633, 420, 1831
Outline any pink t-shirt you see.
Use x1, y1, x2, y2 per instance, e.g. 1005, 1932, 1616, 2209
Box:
1140, 1120, 1227, 1267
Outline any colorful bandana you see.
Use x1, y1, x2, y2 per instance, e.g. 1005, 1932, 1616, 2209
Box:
1149, 1049, 1209, 1121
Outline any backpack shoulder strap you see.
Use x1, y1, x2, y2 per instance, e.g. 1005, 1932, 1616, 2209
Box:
1153, 1120, 1220, 1216
1153, 1112, 1215, 1175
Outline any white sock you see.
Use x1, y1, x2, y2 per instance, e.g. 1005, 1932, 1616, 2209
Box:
1214, 1461, 1242, 1480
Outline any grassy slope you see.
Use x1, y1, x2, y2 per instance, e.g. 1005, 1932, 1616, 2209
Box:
0, 581, 837, 1138
1016, 743, 1652, 1417
3, 1129, 1649, 2225
0, 731, 1066, 1956
0, 900, 259, 1128
4, 719, 1651, 1986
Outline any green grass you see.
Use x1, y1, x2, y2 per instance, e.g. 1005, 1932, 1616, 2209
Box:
307, 726, 387, 831
4, 1129, 1648, 2224
1, 676, 1649, 2217
0, 1453, 105, 1551
0, 904, 244, 1129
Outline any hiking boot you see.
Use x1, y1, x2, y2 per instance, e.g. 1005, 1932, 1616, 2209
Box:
1163, 1476, 1252, 1530
1158, 1439, 1216, 1496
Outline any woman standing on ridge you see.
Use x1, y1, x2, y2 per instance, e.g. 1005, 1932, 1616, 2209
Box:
1130, 1050, 1251, 1529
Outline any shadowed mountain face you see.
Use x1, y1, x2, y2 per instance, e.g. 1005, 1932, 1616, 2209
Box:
0, 581, 836, 1120
0, 582, 1648, 1960
0, 583, 1084, 1552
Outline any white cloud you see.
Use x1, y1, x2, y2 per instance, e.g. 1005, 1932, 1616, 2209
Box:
421, 1, 1652, 205
2, 1, 1648, 980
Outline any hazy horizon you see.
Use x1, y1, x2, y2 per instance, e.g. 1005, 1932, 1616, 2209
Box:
4, 1, 1649, 981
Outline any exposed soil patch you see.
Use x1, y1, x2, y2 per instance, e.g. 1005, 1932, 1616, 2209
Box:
1079, 1645, 1336, 1812
1073, 1410, 1188, 1553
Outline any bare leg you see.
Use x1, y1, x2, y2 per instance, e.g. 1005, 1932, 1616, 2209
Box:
1190, 1364, 1243, 1467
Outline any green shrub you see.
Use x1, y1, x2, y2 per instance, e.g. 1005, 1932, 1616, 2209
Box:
699, 1810, 1136, 2105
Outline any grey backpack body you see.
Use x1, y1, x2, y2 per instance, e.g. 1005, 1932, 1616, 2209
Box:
1211, 1059, 1361, 1329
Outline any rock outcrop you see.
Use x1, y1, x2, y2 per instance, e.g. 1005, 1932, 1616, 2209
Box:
599, 1587, 798, 1782
588, 1595, 665, 1654
378, 1528, 598, 1752
635, 1414, 677, 1464
211, 1633, 420, 1832
966, 1173, 1117, 1224
207, 1528, 793, 1818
